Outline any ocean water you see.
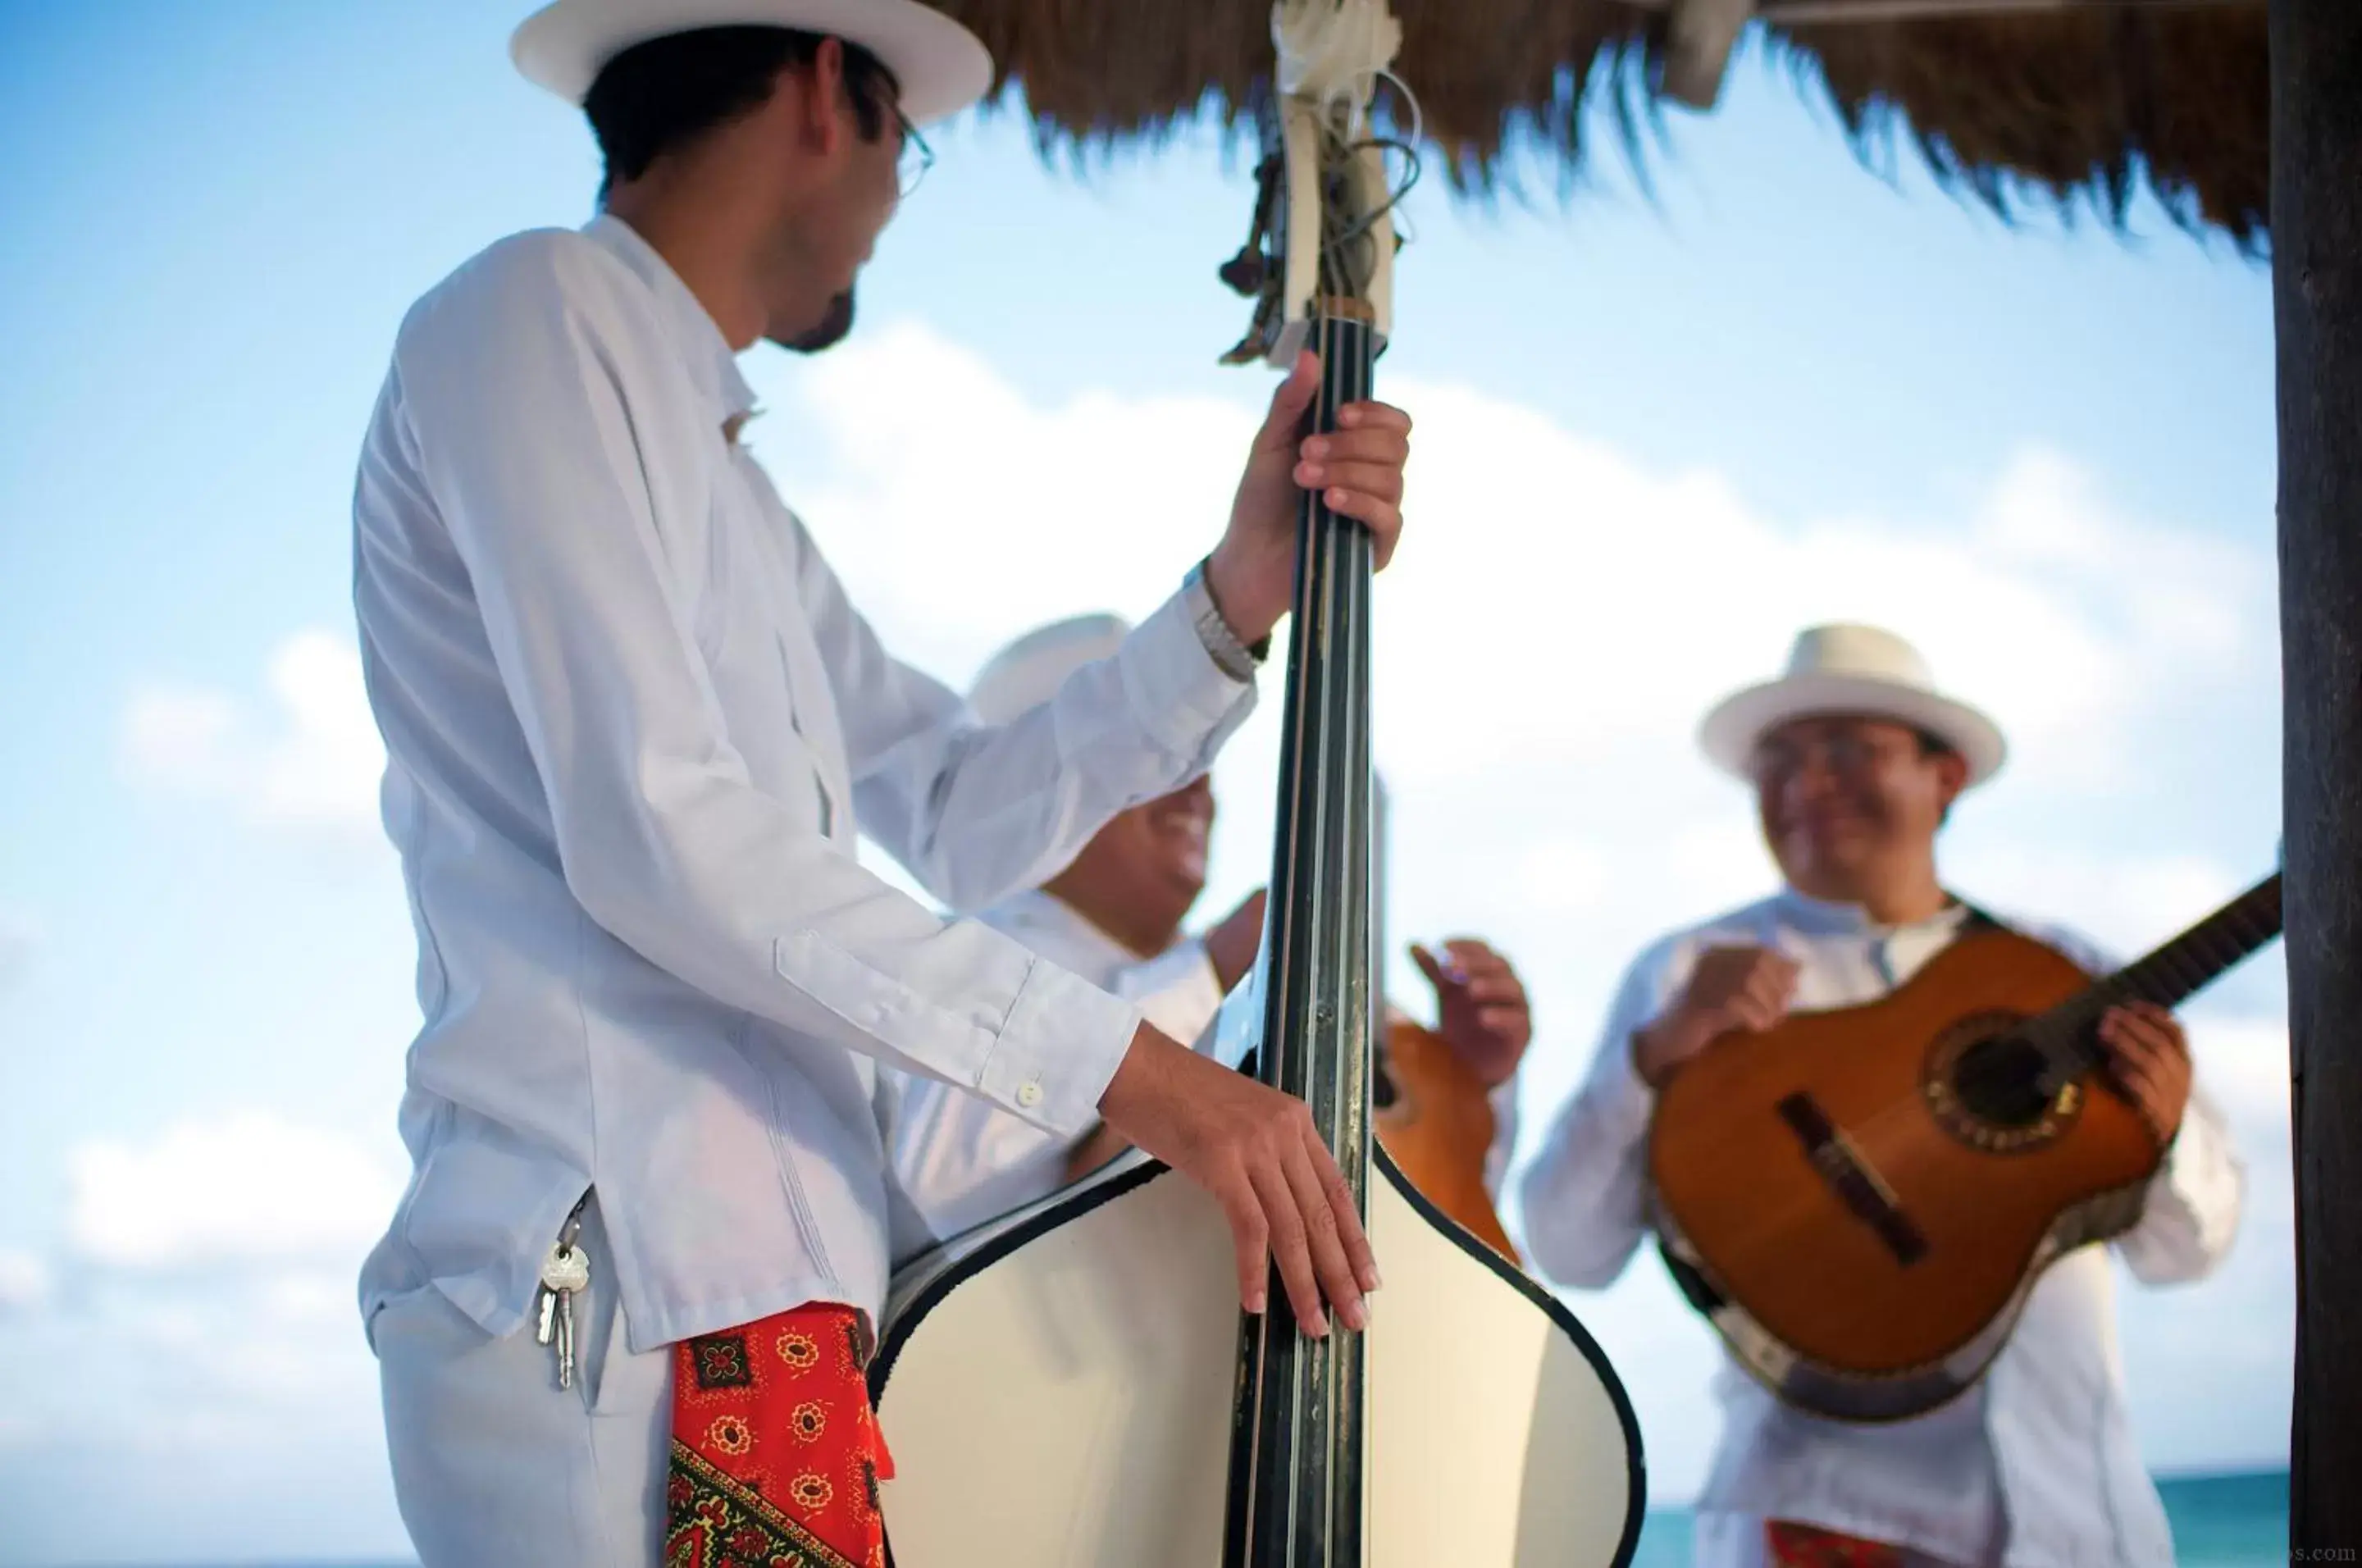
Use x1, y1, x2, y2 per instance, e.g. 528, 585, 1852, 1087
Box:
1629, 1467, 2293, 1568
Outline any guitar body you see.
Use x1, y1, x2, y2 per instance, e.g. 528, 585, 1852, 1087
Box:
1375, 1019, 1521, 1264
1647, 926, 2161, 1422
870, 1145, 1644, 1566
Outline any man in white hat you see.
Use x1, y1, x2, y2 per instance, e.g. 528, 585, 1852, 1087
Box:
883, 614, 1536, 1247
1515, 623, 2244, 1568
348, 7, 1411, 1563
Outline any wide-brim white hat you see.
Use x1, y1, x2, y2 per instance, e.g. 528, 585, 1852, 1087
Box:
1699, 622, 2007, 786
967, 613, 1132, 725
510, 0, 996, 126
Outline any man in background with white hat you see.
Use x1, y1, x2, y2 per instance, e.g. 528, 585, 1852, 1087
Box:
884, 614, 1535, 1248
1516, 623, 2243, 1568
349, 5, 1411, 1562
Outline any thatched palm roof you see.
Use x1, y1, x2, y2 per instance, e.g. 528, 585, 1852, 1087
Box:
931, 0, 2268, 250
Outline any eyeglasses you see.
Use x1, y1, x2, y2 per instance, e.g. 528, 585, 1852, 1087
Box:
1749, 731, 1902, 784
893, 104, 933, 197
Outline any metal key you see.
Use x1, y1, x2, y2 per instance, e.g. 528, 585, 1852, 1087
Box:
539, 1197, 593, 1389
540, 1240, 591, 1388
557, 1284, 575, 1390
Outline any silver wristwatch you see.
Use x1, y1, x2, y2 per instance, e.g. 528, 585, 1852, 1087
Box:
1183, 557, 1270, 681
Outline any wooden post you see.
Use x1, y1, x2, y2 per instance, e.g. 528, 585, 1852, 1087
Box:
2271, 0, 2362, 1551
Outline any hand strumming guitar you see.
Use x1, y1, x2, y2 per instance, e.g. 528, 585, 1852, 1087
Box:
1411, 939, 1532, 1087
2097, 1000, 2193, 1146
1633, 945, 1799, 1087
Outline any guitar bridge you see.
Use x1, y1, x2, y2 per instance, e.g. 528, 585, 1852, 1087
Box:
1776, 1092, 1929, 1266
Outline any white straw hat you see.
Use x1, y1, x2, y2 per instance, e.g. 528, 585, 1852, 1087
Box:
966, 614, 1132, 724
1698, 622, 2006, 786
510, 0, 995, 126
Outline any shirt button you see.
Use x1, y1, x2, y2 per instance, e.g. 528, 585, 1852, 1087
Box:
1015, 1078, 1043, 1109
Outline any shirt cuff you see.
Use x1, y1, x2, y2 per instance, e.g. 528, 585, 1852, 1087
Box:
1119, 584, 1256, 759
1591, 1034, 1658, 1142
975, 956, 1142, 1137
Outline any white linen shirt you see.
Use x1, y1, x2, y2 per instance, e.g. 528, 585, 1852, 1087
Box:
1514, 887, 2243, 1568
350, 213, 1256, 1356
883, 889, 1235, 1248
885, 889, 1525, 1255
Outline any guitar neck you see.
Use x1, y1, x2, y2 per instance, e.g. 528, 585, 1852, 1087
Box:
2048, 872, 2283, 1064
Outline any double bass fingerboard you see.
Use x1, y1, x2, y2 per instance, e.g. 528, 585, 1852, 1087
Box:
1224, 304, 1379, 1567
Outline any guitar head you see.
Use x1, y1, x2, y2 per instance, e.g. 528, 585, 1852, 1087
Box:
1217, 0, 1412, 366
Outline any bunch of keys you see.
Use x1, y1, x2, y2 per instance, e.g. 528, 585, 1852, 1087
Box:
534, 1197, 592, 1390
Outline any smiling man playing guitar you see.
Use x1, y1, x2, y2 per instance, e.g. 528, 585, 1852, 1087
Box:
886, 613, 1533, 1256
1517, 623, 2245, 1568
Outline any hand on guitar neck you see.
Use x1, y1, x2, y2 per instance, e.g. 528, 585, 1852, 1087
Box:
2095, 999, 2193, 1146
1095, 1020, 1380, 1339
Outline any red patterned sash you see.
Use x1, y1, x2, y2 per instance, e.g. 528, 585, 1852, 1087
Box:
1767, 1520, 1909, 1568
663, 1304, 892, 1568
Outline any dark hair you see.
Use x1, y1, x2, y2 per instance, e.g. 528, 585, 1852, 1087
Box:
584, 25, 899, 197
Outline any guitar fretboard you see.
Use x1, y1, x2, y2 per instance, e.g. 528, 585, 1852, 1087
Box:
2041, 872, 2282, 1073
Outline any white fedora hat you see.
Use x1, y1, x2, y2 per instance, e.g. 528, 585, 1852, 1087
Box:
1698, 622, 2007, 786
510, 0, 995, 127
967, 613, 1131, 725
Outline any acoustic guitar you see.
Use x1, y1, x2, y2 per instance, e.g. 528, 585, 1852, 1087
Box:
1376, 1016, 1521, 1264
1646, 871, 2282, 1424
1366, 771, 1523, 1265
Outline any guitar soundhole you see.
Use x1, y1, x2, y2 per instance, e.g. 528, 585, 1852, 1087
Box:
1949, 1033, 2054, 1127
1922, 1013, 2081, 1154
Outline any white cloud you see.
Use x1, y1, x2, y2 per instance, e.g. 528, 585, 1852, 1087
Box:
121, 630, 385, 838
66, 1110, 406, 1271
768, 321, 1265, 686
0, 1248, 51, 1314
2181, 1012, 2291, 1139
0, 908, 34, 992
1, 1116, 408, 1542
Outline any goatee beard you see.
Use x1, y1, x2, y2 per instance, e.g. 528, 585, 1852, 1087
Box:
776, 289, 855, 354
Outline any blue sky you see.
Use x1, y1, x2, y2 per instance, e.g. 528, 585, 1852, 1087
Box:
0, 2, 2286, 1563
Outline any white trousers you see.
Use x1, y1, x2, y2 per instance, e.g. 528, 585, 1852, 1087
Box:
371, 1199, 677, 1567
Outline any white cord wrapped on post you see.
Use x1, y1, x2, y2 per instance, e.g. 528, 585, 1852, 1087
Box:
1272, 0, 1405, 134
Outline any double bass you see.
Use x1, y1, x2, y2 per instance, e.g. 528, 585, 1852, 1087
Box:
868, 7, 1642, 1561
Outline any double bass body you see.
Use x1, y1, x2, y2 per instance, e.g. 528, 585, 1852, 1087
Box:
870, 1133, 1640, 1564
